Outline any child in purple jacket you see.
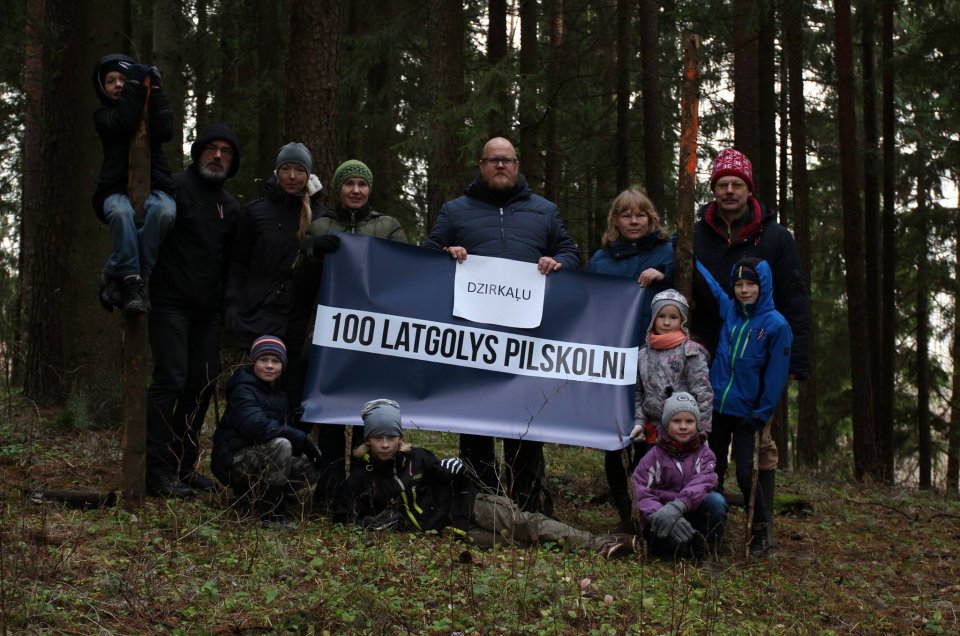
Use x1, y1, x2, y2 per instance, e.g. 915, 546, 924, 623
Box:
632, 392, 727, 558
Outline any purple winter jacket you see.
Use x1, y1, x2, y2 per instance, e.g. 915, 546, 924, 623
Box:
632, 435, 718, 523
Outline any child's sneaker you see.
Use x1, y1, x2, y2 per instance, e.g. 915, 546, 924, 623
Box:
122, 275, 150, 315
98, 273, 123, 312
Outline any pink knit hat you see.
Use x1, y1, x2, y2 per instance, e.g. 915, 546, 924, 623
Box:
710, 148, 754, 191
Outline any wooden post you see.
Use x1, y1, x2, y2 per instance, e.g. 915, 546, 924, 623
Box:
745, 430, 760, 558
675, 32, 700, 302
121, 77, 152, 509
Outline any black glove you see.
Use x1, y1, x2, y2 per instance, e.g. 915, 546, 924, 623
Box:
125, 63, 151, 83
741, 416, 767, 432
440, 457, 465, 476
279, 426, 307, 452
149, 66, 162, 87
302, 438, 323, 465
312, 234, 340, 257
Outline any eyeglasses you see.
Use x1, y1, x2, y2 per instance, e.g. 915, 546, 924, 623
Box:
480, 157, 519, 166
203, 143, 234, 157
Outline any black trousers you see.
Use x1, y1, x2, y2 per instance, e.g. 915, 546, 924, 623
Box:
709, 412, 766, 525
604, 442, 651, 525
146, 304, 222, 478
460, 434, 552, 514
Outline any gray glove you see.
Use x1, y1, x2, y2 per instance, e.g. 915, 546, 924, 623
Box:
649, 500, 686, 538
669, 516, 695, 544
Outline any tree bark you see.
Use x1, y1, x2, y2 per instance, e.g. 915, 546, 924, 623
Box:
487, 0, 510, 137
949, 188, 960, 494
425, 0, 465, 230
756, 0, 776, 203
615, 0, 631, 192
879, 0, 897, 483
834, 0, 881, 480
519, 0, 540, 187
544, 0, 565, 203
285, 0, 341, 201
257, 0, 284, 179
675, 33, 700, 301
733, 0, 759, 167
153, 0, 185, 165
639, 0, 663, 210
784, 0, 818, 470
915, 170, 931, 489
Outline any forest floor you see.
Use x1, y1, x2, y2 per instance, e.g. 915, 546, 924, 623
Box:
1, 395, 959, 635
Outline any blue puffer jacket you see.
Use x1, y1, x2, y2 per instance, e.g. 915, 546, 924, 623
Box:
422, 176, 580, 269
587, 233, 674, 331
695, 258, 792, 423
210, 366, 306, 485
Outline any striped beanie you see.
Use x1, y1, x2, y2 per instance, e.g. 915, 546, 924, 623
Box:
249, 335, 287, 366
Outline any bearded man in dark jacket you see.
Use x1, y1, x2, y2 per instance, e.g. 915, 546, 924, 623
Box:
145, 123, 242, 498
422, 137, 580, 514
691, 147, 812, 548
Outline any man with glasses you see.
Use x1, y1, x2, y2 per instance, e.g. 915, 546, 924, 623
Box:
145, 124, 242, 498
691, 148, 811, 551
423, 136, 579, 514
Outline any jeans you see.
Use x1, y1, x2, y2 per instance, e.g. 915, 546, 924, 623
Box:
146, 304, 222, 478
710, 412, 767, 524
102, 191, 176, 277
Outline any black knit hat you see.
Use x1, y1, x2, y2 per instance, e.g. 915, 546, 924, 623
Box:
92, 53, 136, 104
190, 123, 241, 179
731, 257, 762, 286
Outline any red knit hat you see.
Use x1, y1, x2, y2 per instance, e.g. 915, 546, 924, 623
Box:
710, 148, 754, 192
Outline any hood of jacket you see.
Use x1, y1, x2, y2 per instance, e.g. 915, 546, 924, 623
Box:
190, 123, 241, 179
729, 257, 776, 318
92, 53, 137, 105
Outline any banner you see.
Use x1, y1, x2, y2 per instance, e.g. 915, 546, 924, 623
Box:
301, 235, 646, 450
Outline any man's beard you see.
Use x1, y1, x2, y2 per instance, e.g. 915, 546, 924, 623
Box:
198, 163, 228, 182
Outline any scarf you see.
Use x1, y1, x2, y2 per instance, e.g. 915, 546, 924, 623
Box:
704, 196, 764, 244
649, 331, 686, 350
657, 429, 703, 458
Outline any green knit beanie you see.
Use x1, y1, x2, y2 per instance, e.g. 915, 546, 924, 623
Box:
332, 159, 373, 194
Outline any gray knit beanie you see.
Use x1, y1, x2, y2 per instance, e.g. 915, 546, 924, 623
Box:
661, 392, 701, 429
650, 289, 690, 324
361, 399, 403, 439
275, 142, 313, 173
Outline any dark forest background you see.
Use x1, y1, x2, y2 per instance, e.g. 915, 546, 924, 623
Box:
0, 0, 958, 492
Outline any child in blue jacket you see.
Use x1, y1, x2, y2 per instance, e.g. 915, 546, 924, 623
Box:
695, 256, 791, 556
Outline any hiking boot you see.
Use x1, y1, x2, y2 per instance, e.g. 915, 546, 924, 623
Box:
122, 275, 150, 315
181, 472, 217, 493
98, 273, 123, 312
146, 472, 194, 499
749, 523, 768, 557
260, 511, 295, 529
597, 533, 637, 561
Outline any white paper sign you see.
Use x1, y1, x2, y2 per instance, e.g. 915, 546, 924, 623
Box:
452, 254, 546, 329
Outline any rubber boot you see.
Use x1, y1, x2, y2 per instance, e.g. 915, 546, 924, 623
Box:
759, 469, 776, 548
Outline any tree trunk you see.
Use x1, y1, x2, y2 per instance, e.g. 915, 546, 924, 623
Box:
674, 33, 700, 301
756, 0, 776, 203
784, 0, 818, 470
834, 0, 880, 480
285, 0, 341, 201
879, 0, 897, 483
544, 0, 565, 203
519, 0, 540, 187
153, 0, 185, 165
639, 0, 663, 211
861, 0, 882, 421
615, 0, 631, 192
193, 0, 209, 130
257, 0, 284, 180
949, 190, 960, 494
425, 0, 465, 230
733, 0, 759, 167
487, 0, 510, 137
916, 170, 931, 489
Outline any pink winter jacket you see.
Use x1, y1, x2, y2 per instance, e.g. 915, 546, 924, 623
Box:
632, 440, 718, 522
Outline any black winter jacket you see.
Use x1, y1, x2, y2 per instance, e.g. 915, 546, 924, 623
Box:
692, 197, 811, 379
210, 366, 306, 485
331, 446, 473, 533
225, 177, 323, 349
150, 164, 240, 312
91, 55, 175, 219
422, 176, 580, 269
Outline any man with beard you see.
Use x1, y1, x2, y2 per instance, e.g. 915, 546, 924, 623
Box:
422, 137, 580, 514
145, 124, 242, 497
